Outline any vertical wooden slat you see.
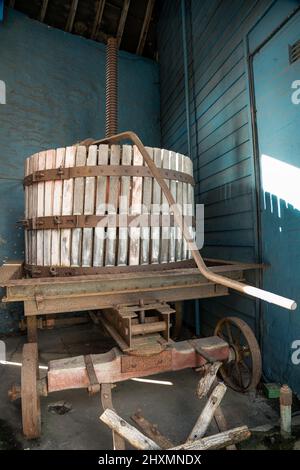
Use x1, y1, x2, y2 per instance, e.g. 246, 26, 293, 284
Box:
61, 146, 76, 266
94, 144, 109, 266
151, 148, 162, 264
36, 152, 46, 266
43, 150, 56, 266
82, 146, 97, 267
71, 146, 86, 266
182, 155, 189, 260
141, 147, 153, 264
129, 146, 143, 266
117, 145, 132, 266
160, 150, 170, 263
105, 145, 120, 266
51, 148, 65, 266
24, 157, 30, 265
30, 154, 39, 265
169, 151, 177, 263
175, 153, 183, 261
186, 157, 194, 259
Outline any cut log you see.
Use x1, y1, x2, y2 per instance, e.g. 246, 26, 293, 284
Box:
171, 426, 250, 450
214, 405, 237, 450
131, 411, 174, 449
188, 382, 227, 441
197, 361, 222, 399
100, 408, 160, 450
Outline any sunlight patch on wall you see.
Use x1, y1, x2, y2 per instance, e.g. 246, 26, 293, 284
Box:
261, 154, 300, 212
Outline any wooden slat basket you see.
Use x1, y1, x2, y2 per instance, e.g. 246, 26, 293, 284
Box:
23, 144, 195, 277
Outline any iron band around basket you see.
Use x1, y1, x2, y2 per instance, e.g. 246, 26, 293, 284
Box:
21, 214, 195, 230
23, 165, 195, 187
24, 259, 195, 278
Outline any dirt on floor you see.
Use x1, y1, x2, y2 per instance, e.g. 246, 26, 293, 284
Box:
0, 322, 298, 450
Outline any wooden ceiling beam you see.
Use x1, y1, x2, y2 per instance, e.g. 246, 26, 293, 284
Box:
39, 0, 49, 23
66, 0, 79, 33
116, 0, 131, 48
136, 0, 155, 55
91, 0, 106, 40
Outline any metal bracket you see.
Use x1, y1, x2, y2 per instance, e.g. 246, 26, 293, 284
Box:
101, 383, 126, 450
84, 354, 100, 395
34, 294, 44, 310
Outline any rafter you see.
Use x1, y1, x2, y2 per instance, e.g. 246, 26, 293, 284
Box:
91, 0, 106, 40
136, 0, 155, 55
65, 0, 79, 33
39, 0, 49, 23
116, 0, 130, 48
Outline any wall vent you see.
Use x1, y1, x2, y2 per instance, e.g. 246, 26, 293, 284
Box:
289, 40, 300, 64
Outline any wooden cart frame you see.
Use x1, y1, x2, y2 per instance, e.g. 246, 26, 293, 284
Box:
1, 258, 262, 442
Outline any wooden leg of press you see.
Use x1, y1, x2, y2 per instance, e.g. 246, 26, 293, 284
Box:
26, 315, 38, 343
101, 383, 126, 450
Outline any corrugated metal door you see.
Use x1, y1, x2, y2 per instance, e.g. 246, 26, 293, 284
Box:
253, 11, 300, 393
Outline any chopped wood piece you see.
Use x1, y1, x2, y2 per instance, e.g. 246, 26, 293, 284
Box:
171, 426, 250, 450
197, 361, 222, 399
214, 405, 237, 450
188, 382, 227, 441
132, 411, 174, 449
100, 408, 160, 450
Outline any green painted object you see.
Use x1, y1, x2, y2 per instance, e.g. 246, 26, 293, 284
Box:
263, 383, 281, 399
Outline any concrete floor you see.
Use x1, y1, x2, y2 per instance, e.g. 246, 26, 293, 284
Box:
0, 322, 283, 450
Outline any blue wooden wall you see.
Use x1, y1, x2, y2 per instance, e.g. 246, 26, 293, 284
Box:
158, 0, 271, 335
158, 0, 300, 393
0, 8, 160, 333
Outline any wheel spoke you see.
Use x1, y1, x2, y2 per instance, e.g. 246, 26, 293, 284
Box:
234, 362, 243, 388
225, 322, 233, 344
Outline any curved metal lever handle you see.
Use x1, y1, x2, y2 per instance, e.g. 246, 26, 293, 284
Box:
90, 131, 296, 311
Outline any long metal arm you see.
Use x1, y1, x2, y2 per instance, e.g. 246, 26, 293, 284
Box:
92, 131, 296, 311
